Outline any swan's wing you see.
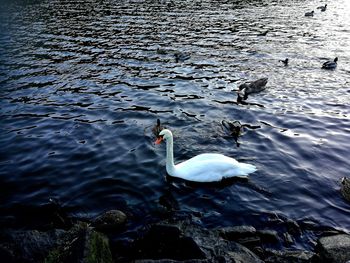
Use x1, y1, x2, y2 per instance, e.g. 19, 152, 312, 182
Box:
179, 153, 239, 164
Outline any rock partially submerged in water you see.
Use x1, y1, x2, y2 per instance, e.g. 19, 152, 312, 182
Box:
0, 229, 66, 263
264, 248, 316, 263
2, 207, 350, 263
128, 221, 263, 263
92, 209, 127, 231
317, 234, 350, 263
341, 176, 350, 202
45, 222, 112, 263
0, 222, 113, 263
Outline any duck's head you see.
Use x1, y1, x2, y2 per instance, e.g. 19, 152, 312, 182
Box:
237, 83, 248, 98
334, 57, 338, 63
238, 83, 248, 91
155, 129, 172, 144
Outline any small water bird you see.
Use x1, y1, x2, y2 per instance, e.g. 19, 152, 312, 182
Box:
279, 58, 289, 66
222, 120, 242, 138
152, 119, 165, 137
156, 47, 167, 55
174, 52, 190, 63
317, 4, 327, 11
155, 129, 256, 182
258, 30, 269, 36
305, 11, 314, 17
222, 120, 243, 147
237, 77, 268, 101
222, 120, 261, 147
322, 57, 338, 70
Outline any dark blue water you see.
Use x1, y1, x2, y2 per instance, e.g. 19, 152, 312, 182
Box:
1, 0, 349, 236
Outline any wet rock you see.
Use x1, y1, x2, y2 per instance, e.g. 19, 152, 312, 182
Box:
132, 224, 206, 261
219, 225, 260, 249
0, 228, 66, 263
341, 177, 350, 202
134, 260, 208, 263
285, 219, 301, 235
317, 234, 350, 263
92, 209, 127, 231
298, 219, 345, 235
283, 232, 294, 246
219, 225, 257, 240
131, 221, 263, 263
257, 230, 280, 244
235, 236, 261, 248
45, 222, 112, 263
264, 248, 316, 263
82, 227, 113, 263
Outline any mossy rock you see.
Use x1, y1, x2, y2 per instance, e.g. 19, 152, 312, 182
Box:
84, 229, 112, 263
44, 222, 112, 263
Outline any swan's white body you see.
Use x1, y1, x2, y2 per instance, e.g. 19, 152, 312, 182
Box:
156, 129, 256, 182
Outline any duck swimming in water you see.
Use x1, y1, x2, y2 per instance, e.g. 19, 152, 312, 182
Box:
237, 77, 268, 101
279, 58, 289, 66
258, 30, 269, 36
152, 119, 165, 137
322, 57, 338, 70
305, 10, 314, 16
174, 52, 190, 63
222, 120, 261, 147
155, 129, 256, 182
317, 4, 327, 11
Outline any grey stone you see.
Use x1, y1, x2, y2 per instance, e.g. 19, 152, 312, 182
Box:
257, 230, 280, 244
82, 227, 113, 263
134, 260, 209, 263
341, 177, 350, 202
44, 222, 113, 263
219, 225, 257, 240
0, 229, 66, 263
283, 232, 294, 246
264, 248, 315, 263
317, 234, 350, 263
133, 221, 263, 263
285, 219, 301, 235
235, 236, 261, 247
92, 209, 127, 231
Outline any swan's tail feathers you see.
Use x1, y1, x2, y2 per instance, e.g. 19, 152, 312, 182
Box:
238, 163, 257, 175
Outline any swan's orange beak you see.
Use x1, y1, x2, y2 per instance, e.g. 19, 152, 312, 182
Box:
155, 137, 163, 144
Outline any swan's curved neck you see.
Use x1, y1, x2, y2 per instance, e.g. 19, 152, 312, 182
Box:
165, 135, 176, 176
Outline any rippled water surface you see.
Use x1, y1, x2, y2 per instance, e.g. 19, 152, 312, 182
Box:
1, 0, 350, 235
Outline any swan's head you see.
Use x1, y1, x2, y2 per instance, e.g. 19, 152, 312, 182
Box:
155, 129, 172, 144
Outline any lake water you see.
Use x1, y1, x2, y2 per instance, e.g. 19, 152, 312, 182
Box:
1, 0, 349, 239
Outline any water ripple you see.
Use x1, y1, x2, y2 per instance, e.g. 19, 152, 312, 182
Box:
1, 0, 350, 233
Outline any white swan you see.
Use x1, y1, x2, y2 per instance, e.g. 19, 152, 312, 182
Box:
155, 129, 256, 182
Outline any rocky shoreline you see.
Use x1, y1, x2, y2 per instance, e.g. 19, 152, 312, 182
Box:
1, 205, 350, 263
